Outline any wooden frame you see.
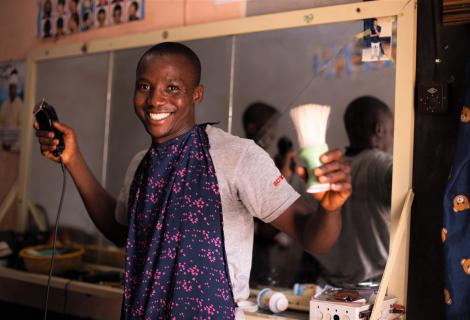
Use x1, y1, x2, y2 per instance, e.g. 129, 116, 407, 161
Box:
9, 1, 417, 318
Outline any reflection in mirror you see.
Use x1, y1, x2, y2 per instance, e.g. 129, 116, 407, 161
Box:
231, 19, 396, 289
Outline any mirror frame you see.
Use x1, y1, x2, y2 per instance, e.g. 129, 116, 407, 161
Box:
16, 0, 417, 315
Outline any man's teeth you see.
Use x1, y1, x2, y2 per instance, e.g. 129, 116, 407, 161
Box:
149, 112, 171, 121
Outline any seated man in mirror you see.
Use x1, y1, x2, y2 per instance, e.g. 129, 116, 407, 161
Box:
314, 96, 393, 289
34, 42, 351, 318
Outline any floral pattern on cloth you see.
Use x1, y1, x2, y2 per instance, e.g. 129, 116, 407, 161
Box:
123, 125, 236, 319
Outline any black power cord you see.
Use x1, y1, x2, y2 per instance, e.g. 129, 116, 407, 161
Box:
43, 157, 67, 320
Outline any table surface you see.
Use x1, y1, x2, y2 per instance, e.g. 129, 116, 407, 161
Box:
0, 266, 309, 320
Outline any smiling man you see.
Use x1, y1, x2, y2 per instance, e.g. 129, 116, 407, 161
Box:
35, 42, 351, 319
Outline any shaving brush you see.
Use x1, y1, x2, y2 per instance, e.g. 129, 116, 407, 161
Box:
290, 104, 331, 193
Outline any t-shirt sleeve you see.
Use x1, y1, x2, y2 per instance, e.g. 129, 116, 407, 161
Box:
114, 150, 147, 226
234, 141, 300, 223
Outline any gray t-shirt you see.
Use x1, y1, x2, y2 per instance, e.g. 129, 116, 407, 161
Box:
115, 125, 300, 302
315, 149, 392, 288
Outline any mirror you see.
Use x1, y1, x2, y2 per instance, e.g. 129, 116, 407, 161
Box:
29, 17, 396, 292
21, 1, 417, 309
231, 21, 395, 289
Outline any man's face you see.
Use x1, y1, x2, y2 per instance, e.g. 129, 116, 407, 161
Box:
129, 4, 136, 16
113, 8, 121, 23
83, 0, 92, 9
98, 11, 106, 26
377, 113, 394, 153
68, 17, 78, 32
57, 3, 64, 15
69, 1, 77, 13
44, 0, 52, 14
134, 54, 204, 144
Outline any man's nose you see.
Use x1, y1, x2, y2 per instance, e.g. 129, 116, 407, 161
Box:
147, 88, 167, 106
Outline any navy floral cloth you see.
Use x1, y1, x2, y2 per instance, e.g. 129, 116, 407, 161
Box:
443, 58, 470, 320
123, 125, 236, 319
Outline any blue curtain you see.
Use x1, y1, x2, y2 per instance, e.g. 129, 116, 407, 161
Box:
443, 58, 470, 320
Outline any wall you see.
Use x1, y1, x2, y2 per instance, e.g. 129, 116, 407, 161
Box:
0, 0, 363, 62
0, 0, 246, 62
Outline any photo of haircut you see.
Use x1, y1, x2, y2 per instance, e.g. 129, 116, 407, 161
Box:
38, 0, 145, 38
0, 64, 26, 153
42, 0, 52, 19
56, 0, 66, 16
67, 12, 80, 33
362, 17, 393, 62
128, 1, 140, 21
95, 7, 108, 28
55, 16, 65, 37
42, 19, 53, 39
68, 0, 79, 15
112, 3, 123, 24
81, 11, 94, 31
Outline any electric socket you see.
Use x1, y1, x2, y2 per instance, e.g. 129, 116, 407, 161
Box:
417, 81, 448, 114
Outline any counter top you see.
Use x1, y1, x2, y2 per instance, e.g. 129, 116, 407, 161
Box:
0, 266, 309, 319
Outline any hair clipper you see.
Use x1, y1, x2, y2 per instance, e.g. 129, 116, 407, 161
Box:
33, 99, 64, 156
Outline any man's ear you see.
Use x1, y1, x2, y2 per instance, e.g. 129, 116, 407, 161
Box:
375, 121, 385, 138
193, 84, 204, 105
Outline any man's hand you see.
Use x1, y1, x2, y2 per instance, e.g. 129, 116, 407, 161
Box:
312, 149, 351, 212
34, 121, 79, 166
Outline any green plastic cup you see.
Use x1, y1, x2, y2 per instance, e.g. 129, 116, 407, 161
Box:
299, 144, 330, 193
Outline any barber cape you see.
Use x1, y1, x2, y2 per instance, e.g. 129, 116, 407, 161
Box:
123, 125, 236, 319
443, 58, 470, 320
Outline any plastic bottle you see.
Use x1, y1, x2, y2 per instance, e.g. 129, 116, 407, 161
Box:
256, 288, 289, 313
293, 283, 317, 297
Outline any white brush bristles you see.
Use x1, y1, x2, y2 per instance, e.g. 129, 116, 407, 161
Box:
290, 104, 331, 147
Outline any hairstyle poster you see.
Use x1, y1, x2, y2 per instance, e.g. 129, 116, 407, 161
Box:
361, 17, 393, 63
0, 61, 26, 153
37, 0, 145, 39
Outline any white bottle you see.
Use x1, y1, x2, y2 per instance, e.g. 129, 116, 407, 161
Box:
257, 288, 289, 313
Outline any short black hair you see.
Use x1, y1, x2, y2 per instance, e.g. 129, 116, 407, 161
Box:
98, 8, 106, 15
131, 1, 139, 10
44, 19, 51, 34
137, 42, 202, 86
57, 16, 64, 28
343, 96, 392, 147
242, 102, 280, 140
113, 4, 122, 13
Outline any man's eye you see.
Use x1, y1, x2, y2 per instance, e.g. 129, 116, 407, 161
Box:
137, 83, 150, 91
168, 85, 179, 92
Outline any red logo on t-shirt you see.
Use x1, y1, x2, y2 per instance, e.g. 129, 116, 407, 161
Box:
273, 175, 284, 187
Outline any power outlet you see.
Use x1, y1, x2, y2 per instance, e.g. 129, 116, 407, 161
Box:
417, 81, 448, 114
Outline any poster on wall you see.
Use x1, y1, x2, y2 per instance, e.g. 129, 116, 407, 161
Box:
361, 17, 393, 62
37, 0, 145, 39
0, 61, 25, 153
